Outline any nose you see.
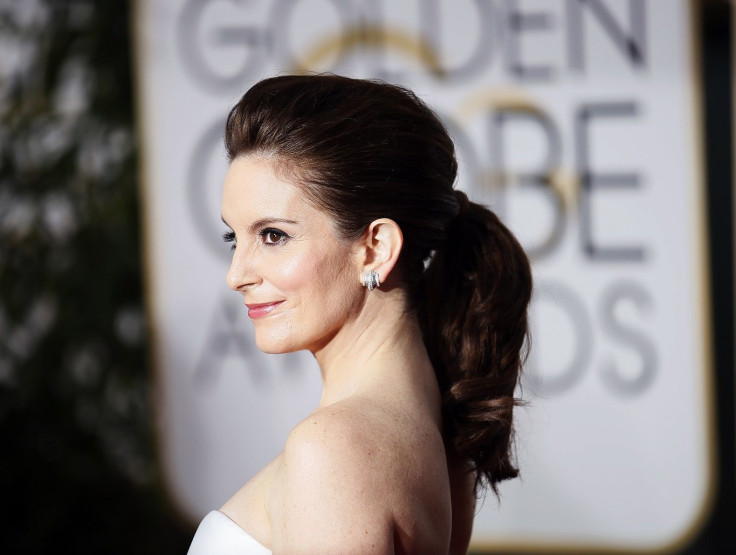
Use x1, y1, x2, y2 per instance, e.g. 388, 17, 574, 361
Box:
226, 246, 262, 291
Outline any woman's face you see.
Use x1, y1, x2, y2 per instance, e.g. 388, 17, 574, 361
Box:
221, 155, 363, 354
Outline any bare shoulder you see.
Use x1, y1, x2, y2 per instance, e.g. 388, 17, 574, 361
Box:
286, 399, 407, 467
268, 399, 451, 553
284, 398, 443, 488
267, 402, 394, 552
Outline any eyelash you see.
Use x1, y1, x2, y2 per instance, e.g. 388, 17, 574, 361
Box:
222, 230, 236, 251
221, 228, 291, 250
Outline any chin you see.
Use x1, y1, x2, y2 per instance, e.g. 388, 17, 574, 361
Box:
253, 328, 301, 355
255, 343, 294, 355
254, 338, 293, 355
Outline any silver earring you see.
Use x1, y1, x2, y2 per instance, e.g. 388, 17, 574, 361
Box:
361, 269, 381, 291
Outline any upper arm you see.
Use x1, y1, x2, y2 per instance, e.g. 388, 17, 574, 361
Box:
268, 413, 395, 554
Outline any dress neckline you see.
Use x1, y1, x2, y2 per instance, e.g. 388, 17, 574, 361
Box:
188, 510, 272, 554
215, 510, 269, 546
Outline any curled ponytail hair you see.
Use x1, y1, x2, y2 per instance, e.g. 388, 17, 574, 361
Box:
420, 191, 532, 495
225, 74, 533, 496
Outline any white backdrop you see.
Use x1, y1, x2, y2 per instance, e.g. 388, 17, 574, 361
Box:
134, 0, 714, 551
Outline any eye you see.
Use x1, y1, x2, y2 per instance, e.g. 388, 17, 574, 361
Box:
260, 228, 290, 246
222, 230, 236, 251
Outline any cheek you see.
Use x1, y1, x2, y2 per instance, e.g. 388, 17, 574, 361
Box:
267, 248, 318, 292
313, 252, 362, 322
254, 246, 359, 352
269, 244, 355, 295
278, 247, 359, 318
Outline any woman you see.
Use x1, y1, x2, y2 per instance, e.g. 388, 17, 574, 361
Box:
188, 74, 532, 554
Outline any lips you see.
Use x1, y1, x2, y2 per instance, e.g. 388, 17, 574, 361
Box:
245, 301, 284, 319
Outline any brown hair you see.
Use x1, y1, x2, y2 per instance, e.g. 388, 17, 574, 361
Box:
225, 74, 532, 495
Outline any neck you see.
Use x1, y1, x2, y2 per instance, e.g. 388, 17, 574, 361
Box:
311, 287, 436, 410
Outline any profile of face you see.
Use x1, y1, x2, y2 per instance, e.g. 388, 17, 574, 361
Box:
221, 155, 364, 354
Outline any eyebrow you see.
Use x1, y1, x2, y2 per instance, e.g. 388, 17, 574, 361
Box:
221, 215, 299, 233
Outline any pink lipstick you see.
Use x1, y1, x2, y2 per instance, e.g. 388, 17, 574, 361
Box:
245, 301, 284, 319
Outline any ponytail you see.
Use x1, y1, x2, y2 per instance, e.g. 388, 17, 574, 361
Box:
419, 191, 533, 496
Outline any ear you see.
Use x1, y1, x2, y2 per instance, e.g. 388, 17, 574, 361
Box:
358, 218, 403, 286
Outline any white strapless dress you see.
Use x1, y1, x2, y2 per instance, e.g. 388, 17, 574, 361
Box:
188, 510, 272, 554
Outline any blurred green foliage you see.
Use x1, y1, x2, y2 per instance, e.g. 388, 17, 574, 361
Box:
0, 0, 193, 551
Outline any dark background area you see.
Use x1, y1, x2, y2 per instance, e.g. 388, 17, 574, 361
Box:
0, 0, 193, 552
0, 0, 733, 553
687, 0, 736, 551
